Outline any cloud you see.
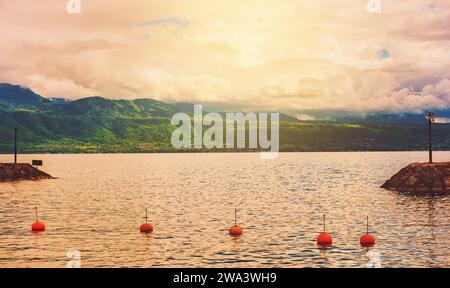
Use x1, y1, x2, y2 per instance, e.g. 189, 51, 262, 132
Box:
257, 73, 450, 114
435, 117, 450, 123
139, 17, 190, 27
0, 0, 450, 115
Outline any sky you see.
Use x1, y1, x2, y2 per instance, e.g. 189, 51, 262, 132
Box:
1, 0, 450, 117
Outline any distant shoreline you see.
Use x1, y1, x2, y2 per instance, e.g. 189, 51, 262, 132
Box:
1, 149, 450, 155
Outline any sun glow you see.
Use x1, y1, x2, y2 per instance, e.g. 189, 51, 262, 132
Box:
0, 0, 450, 115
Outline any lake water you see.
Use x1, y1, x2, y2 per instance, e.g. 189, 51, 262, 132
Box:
0, 152, 449, 268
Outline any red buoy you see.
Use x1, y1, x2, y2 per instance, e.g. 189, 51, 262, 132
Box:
229, 209, 243, 236
31, 207, 45, 232
229, 225, 243, 236
32, 222, 46, 232
317, 233, 333, 247
140, 208, 153, 233
140, 223, 153, 233
360, 216, 376, 247
317, 215, 332, 247
360, 234, 376, 247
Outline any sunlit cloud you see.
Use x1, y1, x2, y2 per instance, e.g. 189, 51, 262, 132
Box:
0, 0, 450, 116
139, 17, 190, 27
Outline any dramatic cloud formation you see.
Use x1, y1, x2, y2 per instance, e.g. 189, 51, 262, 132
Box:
1, 0, 450, 116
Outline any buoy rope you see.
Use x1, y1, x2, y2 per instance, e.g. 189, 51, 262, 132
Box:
34, 207, 38, 222
323, 214, 326, 233
367, 216, 369, 235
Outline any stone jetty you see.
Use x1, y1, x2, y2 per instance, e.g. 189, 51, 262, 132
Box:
381, 162, 450, 194
0, 163, 53, 182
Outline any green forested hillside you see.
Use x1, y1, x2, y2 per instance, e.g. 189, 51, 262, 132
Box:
1, 83, 450, 153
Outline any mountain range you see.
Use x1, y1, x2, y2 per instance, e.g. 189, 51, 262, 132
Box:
1, 82, 450, 153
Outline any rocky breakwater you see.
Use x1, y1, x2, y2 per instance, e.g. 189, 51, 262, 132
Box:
0, 163, 53, 182
381, 162, 450, 194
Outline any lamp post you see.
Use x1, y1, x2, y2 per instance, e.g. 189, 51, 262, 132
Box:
426, 112, 435, 163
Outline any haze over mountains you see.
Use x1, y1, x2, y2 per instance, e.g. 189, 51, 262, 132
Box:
1, 83, 450, 153
1, 83, 445, 123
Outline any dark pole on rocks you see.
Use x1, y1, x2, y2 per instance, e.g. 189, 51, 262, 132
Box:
14, 128, 17, 164
426, 112, 435, 164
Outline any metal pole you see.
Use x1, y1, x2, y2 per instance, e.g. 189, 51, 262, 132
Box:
367, 216, 369, 235
14, 128, 17, 164
428, 115, 432, 163
323, 214, 326, 233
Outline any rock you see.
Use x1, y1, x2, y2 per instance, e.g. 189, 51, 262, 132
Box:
0, 163, 53, 182
381, 162, 450, 194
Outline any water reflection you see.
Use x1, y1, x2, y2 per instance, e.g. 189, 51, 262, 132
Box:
0, 152, 449, 267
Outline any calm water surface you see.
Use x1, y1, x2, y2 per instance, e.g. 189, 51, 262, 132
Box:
0, 152, 449, 268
